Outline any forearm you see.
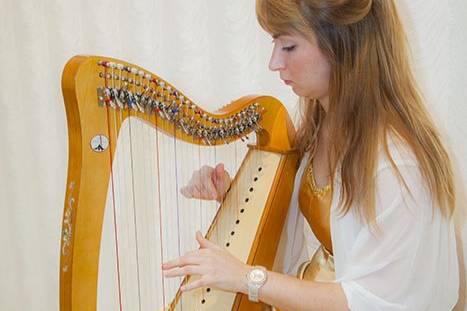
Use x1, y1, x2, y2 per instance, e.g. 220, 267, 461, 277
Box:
240, 270, 349, 311
163, 234, 349, 310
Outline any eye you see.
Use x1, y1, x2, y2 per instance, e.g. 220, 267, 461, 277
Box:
282, 45, 297, 52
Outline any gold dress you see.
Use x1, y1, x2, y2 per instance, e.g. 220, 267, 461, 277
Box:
268, 160, 335, 310
296, 160, 335, 282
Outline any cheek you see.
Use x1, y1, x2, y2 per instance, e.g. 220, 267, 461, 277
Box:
315, 59, 331, 90
310, 50, 331, 80
298, 55, 331, 97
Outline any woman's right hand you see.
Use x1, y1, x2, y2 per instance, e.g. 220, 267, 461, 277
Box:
180, 163, 231, 202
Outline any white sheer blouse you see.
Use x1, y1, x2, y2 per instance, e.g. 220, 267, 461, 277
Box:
273, 138, 459, 310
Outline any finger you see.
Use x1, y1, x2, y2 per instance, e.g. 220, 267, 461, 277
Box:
197, 166, 211, 187
182, 182, 205, 200
194, 184, 211, 200
162, 258, 183, 270
201, 184, 217, 199
209, 184, 218, 198
200, 168, 218, 198
196, 231, 221, 250
194, 181, 216, 200
212, 163, 225, 185
214, 163, 225, 177
162, 251, 202, 270
163, 267, 185, 278
181, 278, 208, 292
163, 265, 203, 278
190, 170, 205, 196
180, 186, 193, 198
213, 163, 231, 196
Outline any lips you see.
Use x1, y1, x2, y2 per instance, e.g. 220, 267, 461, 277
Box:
282, 79, 292, 85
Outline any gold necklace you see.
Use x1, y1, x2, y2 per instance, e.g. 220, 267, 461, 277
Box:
306, 161, 331, 199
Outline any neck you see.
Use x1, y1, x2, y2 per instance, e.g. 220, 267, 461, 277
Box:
320, 118, 330, 146
318, 96, 330, 142
318, 95, 329, 113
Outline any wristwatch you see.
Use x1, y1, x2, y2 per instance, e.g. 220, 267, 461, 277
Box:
246, 266, 268, 302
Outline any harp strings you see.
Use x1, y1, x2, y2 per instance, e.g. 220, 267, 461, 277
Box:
100, 60, 254, 310
128, 93, 141, 310
173, 111, 184, 311
154, 93, 167, 309
104, 63, 124, 311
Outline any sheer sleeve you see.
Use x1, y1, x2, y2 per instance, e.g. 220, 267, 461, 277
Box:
272, 155, 310, 276
337, 164, 459, 311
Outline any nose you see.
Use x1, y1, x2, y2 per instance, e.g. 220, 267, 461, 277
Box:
268, 46, 285, 72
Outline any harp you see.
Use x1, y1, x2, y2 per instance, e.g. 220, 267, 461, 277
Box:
59, 55, 299, 311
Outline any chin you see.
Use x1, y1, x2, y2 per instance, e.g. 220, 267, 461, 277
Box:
292, 87, 312, 98
292, 86, 324, 99
290, 86, 305, 97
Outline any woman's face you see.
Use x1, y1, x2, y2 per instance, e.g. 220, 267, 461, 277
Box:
269, 33, 331, 101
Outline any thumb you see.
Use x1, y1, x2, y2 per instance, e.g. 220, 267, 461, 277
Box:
196, 231, 221, 250
213, 163, 226, 185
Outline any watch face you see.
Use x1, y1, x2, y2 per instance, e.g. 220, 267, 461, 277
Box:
249, 269, 266, 283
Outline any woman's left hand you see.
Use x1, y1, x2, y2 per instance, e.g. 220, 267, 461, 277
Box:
162, 231, 250, 294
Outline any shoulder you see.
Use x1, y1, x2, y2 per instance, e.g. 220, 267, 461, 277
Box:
374, 132, 425, 198
373, 132, 433, 216
376, 132, 418, 172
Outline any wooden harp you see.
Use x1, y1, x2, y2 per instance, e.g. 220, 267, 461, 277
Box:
59, 55, 299, 311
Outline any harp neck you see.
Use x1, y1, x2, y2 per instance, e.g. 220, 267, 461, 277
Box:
62, 55, 295, 153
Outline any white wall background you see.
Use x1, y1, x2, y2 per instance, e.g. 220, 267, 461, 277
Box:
0, 0, 465, 310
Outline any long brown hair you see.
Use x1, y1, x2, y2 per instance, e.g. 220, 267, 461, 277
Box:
256, 0, 455, 224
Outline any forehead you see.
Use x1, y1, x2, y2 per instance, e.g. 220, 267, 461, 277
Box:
272, 33, 311, 44
271, 29, 315, 42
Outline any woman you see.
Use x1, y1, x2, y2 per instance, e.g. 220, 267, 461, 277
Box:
163, 0, 459, 309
